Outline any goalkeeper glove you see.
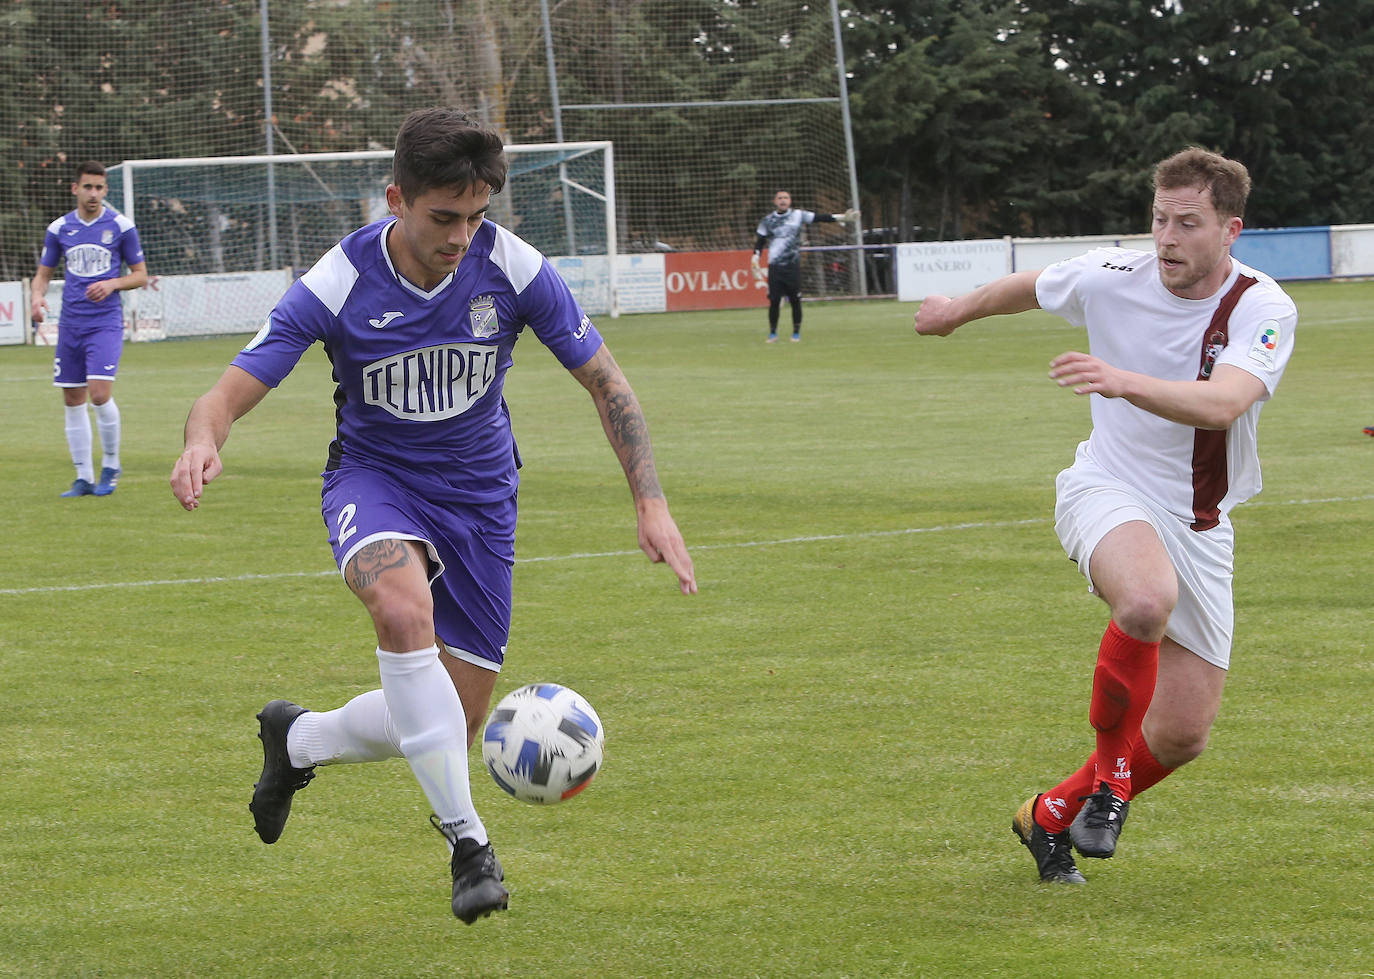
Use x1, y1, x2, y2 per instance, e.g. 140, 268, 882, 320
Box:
833, 208, 860, 225
750, 253, 767, 283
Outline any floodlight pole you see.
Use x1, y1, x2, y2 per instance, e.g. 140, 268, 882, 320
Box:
830, 0, 866, 297
260, 0, 280, 268
541, 0, 580, 261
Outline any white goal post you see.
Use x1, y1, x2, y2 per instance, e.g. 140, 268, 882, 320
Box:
106, 141, 618, 339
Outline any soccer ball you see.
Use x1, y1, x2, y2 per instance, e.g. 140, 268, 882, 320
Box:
481, 683, 605, 805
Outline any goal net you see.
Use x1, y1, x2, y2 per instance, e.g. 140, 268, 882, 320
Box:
105, 142, 616, 337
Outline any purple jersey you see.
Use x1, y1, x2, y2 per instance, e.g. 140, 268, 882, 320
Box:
233, 218, 604, 503
40, 206, 144, 327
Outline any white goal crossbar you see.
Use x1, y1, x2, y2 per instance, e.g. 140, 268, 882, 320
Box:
109, 141, 619, 335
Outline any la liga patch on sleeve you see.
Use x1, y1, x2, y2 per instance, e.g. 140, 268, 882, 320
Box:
1247, 320, 1281, 370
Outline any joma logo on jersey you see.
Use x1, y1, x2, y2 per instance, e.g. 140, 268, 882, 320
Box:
363, 342, 498, 420
368, 311, 403, 330
65, 243, 114, 277
469, 294, 499, 338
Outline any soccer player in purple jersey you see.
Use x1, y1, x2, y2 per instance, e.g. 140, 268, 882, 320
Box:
169, 108, 696, 924
32, 161, 148, 497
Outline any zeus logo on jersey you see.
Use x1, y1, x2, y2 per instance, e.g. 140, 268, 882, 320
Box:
363, 342, 498, 420
65, 244, 114, 277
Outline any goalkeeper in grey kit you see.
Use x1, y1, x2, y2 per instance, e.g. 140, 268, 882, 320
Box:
751, 190, 857, 342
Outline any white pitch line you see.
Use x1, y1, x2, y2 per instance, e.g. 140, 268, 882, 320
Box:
1, 494, 1369, 597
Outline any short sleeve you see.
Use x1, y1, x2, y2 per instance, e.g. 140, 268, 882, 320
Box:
520, 260, 604, 371
39, 226, 62, 269
120, 225, 145, 267
232, 280, 325, 388
1034, 254, 1094, 328
1216, 288, 1298, 395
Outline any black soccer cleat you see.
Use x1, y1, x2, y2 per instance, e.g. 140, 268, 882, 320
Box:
1070, 782, 1130, 858
431, 815, 509, 924
1012, 795, 1086, 884
250, 700, 316, 844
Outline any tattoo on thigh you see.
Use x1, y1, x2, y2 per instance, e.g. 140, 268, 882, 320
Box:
345, 539, 412, 591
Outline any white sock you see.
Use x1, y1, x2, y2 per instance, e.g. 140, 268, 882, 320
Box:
287, 689, 402, 767
376, 645, 486, 846
64, 404, 93, 482
92, 399, 120, 471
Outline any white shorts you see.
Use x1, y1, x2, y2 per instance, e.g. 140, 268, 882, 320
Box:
1054, 459, 1236, 669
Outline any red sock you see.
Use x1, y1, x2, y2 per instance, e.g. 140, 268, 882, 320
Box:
1125, 740, 1174, 797
1089, 621, 1159, 799
1037, 757, 1097, 833
1033, 735, 1176, 829
1037, 740, 1176, 833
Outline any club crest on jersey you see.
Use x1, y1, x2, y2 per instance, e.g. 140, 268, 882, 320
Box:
469, 294, 499, 339
1247, 320, 1280, 370
101, 229, 115, 245
1200, 330, 1226, 379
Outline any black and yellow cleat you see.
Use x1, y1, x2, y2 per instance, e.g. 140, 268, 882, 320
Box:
1013, 795, 1087, 884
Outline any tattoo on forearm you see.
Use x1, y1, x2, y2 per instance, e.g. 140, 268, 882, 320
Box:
345, 539, 412, 591
586, 360, 664, 500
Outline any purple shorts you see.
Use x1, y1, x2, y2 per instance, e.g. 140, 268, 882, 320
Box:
54, 319, 125, 387
321, 466, 516, 671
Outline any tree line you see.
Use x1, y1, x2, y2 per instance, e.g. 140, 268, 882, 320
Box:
848, 0, 1374, 240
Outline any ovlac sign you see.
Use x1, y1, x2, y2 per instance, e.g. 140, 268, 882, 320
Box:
664, 251, 767, 311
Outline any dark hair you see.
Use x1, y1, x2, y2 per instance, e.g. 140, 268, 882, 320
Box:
392, 108, 507, 203
1153, 147, 1251, 220
75, 160, 107, 180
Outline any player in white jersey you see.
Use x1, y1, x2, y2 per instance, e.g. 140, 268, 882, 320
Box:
914, 147, 1297, 884
751, 190, 857, 342
31, 161, 148, 497
170, 108, 696, 924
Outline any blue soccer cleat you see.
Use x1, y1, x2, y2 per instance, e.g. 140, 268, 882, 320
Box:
61, 478, 95, 498
94, 467, 121, 496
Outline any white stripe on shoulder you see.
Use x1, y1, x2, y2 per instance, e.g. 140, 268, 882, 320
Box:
47, 216, 65, 234
114, 212, 137, 233
300, 242, 360, 316
488, 223, 545, 294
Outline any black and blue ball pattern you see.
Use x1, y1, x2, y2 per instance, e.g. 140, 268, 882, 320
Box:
482, 682, 605, 804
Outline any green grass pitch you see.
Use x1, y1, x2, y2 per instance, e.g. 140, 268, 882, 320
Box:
0, 282, 1370, 977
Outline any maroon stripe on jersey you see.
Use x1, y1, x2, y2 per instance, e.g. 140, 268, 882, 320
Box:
1190, 274, 1258, 531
